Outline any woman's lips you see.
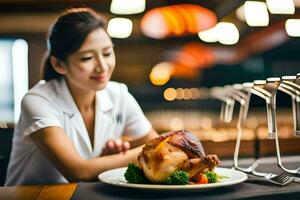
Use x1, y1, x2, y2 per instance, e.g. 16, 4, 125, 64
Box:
90, 74, 107, 82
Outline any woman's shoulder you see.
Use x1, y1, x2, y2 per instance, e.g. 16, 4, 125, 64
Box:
26, 79, 56, 96
22, 79, 61, 107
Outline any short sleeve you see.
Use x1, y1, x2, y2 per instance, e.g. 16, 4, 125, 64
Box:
19, 94, 63, 142
122, 85, 152, 139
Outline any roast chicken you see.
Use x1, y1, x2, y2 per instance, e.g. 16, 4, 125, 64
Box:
137, 130, 220, 183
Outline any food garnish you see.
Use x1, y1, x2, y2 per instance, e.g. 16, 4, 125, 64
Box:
165, 171, 189, 185
124, 162, 149, 184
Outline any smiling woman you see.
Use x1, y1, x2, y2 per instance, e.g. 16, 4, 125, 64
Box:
5, 7, 158, 186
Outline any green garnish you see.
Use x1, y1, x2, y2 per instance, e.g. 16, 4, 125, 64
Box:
205, 171, 218, 183
124, 162, 149, 184
165, 171, 189, 185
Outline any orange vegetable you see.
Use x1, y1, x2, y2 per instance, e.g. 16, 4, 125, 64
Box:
191, 173, 208, 184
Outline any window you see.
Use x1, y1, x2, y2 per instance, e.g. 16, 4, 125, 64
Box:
0, 39, 28, 124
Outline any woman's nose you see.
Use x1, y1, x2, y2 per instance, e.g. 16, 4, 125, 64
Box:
95, 56, 108, 73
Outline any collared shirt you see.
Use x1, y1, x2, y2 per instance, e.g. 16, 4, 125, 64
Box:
5, 78, 151, 186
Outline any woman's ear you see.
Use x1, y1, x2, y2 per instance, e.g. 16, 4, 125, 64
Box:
50, 56, 66, 75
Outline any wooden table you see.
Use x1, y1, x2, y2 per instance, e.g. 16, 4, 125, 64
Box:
0, 183, 77, 200
1, 157, 299, 200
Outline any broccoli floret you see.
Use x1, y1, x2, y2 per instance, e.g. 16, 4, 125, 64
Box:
124, 162, 149, 184
205, 171, 218, 183
165, 171, 189, 185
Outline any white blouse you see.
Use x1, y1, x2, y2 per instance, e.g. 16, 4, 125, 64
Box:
5, 78, 151, 186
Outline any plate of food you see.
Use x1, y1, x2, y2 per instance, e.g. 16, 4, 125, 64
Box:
98, 130, 247, 191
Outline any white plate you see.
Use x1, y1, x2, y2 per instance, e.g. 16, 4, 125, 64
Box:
98, 167, 247, 191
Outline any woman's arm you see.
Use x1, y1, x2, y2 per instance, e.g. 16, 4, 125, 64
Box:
30, 126, 144, 182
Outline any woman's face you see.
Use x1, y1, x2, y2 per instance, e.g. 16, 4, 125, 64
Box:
64, 28, 116, 91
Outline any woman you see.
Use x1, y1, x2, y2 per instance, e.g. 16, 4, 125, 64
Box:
5, 7, 158, 186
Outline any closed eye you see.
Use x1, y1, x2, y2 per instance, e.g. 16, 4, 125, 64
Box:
103, 52, 111, 57
80, 56, 93, 61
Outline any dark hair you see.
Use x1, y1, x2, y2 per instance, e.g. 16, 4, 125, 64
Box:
42, 7, 106, 81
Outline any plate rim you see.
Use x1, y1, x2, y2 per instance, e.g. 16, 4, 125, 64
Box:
98, 167, 248, 190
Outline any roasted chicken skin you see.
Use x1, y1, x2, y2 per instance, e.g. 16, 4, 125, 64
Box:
137, 130, 220, 183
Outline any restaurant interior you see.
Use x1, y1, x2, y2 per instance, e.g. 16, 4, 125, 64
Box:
0, 0, 300, 187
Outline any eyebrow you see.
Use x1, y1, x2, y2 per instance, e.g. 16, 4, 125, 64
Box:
77, 45, 114, 54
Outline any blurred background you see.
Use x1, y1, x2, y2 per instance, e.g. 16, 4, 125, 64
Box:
0, 0, 300, 185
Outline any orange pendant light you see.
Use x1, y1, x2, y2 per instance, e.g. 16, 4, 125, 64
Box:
141, 4, 217, 39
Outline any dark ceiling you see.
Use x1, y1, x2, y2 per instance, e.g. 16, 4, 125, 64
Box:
0, 0, 299, 105
0, 0, 299, 40
0, 0, 299, 70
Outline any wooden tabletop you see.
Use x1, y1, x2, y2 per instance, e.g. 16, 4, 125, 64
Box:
0, 183, 77, 200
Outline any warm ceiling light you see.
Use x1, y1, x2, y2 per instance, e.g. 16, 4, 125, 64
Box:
110, 0, 145, 15
244, 1, 269, 27
175, 43, 215, 68
190, 88, 201, 99
140, 11, 170, 39
141, 4, 217, 39
198, 27, 218, 43
164, 88, 177, 101
149, 62, 173, 86
235, 4, 245, 22
183, 88, 192, 100
285, 19, 300, 37
107, 18, 133, 39
176, 88, 184, 100
215, 22, 239, 45
266, 0, 295, 14
161, 7, 185, 35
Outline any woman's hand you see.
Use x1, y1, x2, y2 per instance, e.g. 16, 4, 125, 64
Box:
101, 139, 130, 156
